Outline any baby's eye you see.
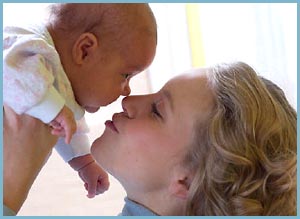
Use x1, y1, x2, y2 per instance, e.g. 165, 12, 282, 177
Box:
122, 73, 131, 79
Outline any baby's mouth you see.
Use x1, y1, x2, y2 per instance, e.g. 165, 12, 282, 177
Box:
85, 106, 100, 113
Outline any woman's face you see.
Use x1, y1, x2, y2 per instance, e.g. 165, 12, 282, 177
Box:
91, 68, 215, 193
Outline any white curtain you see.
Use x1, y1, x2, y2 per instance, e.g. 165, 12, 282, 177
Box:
148, 3, 192, 92
149, 3, 297, 109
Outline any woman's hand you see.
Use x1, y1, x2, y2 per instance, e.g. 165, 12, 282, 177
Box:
3, 105, 58, 213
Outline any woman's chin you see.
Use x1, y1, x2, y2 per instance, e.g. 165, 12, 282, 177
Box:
90, 140, 102, 160
91, 139, 109, 165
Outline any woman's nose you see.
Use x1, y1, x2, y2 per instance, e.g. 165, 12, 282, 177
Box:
121, 96, 134, 118
122, 95, 146, 119
121, 94, 150, 119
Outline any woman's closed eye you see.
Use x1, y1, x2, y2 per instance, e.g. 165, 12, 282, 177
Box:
151, 102, 163, 119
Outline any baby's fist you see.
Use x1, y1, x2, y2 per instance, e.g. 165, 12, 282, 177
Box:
50, 106, 76, 144
78, 161, 110, 198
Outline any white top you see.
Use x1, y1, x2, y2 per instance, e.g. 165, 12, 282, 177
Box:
3, 24, 90, 162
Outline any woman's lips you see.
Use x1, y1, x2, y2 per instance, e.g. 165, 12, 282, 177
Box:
105, 120, 119, 133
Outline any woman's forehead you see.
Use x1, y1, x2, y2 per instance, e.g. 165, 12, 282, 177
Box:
165, 68, 209, 86
163, 69, 210, 95
162, 69, 214, 119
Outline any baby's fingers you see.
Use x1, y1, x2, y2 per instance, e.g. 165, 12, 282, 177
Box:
51, 127, 65, 137
96, 176, 110, 195
49, 120, 61, 129
64, 119, 77, 144
86, 180, 97, 199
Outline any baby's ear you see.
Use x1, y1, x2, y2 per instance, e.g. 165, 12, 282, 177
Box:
72, 33, 98, 64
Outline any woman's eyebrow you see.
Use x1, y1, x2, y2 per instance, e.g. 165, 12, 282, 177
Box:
162, 90, 174, 112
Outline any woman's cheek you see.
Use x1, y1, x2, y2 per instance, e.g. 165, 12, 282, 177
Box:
122, 120, 165, 150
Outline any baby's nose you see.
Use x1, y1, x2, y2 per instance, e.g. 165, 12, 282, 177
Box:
121, 84, 131, 96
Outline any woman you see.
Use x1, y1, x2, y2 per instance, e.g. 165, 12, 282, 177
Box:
91, 62, 296, 215
3, 105, 58, 215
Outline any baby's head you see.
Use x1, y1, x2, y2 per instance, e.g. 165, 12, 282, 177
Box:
47, 3, 157, 113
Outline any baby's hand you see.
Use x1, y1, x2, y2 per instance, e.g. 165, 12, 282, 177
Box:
49, 106, 77, 144
77, 160, 110, 198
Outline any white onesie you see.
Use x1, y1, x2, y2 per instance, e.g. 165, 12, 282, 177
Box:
3, 24, 90, 162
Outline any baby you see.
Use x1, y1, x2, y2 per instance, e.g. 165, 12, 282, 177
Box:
3, 3, 157, 198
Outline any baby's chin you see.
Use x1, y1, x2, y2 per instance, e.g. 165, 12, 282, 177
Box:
84, 106, 100, 113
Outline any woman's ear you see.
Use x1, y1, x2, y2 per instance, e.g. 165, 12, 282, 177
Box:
72, 32, 98, 64
168, 168, 193, 200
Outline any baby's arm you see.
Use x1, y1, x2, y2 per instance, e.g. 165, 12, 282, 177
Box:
68, 154, 110, 198
49, 105, 77, 144
55, 117, 109, 197
4, 29, 64, 123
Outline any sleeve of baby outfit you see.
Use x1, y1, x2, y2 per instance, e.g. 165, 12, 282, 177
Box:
3, 33, 64, 123
55, 116, 91, 162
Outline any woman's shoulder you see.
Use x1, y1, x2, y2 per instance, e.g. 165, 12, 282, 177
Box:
119, 197, 158, 216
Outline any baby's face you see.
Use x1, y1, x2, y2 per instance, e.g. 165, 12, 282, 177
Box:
71, 33, 156, 113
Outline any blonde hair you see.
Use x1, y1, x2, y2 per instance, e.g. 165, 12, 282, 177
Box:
47, 3, 156, 54
185, 62, 296, 215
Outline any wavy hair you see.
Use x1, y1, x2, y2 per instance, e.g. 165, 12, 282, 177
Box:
185, 62, 296, 215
